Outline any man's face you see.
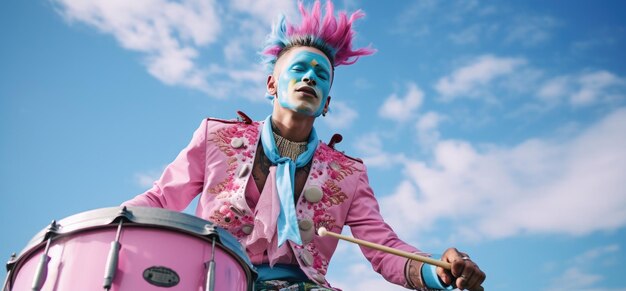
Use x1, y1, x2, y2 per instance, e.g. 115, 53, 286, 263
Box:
272, 46, 333, 117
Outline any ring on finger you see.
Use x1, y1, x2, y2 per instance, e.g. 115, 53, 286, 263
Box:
461, 256, 471, 261
459, 269, 475, 289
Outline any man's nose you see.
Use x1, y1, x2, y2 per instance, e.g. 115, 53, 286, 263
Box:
302, 71, 316, 86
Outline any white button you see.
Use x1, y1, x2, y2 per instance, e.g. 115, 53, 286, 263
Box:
238, 164, 251, 178
330, 162, 340, 171
299, 219, 313, 231
313, 274, 326, 284
241, 224, 253, 235
304, 187, 323, 203
300, 249, 314, 266
230, 138, 244, 148
300, 227, 314, 245
300, 230, 313, 245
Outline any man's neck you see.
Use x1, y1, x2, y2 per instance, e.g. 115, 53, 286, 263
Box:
271, 110, 315, 142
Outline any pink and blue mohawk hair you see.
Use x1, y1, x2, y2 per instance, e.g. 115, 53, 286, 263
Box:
261, 0, 375, 73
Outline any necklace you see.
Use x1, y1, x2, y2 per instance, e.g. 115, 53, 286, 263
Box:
272, 132, 308, 161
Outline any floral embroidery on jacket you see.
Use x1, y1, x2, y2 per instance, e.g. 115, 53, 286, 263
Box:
205, 121, 260, 238
209, 201, 254, 237
320, 180, 348, 207
313, 144, 360, 182
302, 144, 360, 232
206, 121, 259, 196
295, 244, 329, 273
312, 213, 336, 232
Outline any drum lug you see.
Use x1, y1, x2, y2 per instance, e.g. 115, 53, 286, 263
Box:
44, 220, 59, 240
203, 224, 220, 243
29, 220, 60, 290
113, 206, 132, 223
2, 253, 17, 291
5, 253, 16, 273
102, 207, 134, 290
204, 224, 215, 230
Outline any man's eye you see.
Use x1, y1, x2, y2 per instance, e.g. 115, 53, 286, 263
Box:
318, 72, 329, 80
291, 66, 305, 71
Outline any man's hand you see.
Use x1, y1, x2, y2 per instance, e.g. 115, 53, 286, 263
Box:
437, 248, 486, 291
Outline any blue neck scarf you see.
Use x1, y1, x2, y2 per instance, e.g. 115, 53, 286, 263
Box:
261, 115, 319, 247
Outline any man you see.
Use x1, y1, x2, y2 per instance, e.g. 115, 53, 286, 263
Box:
124, 1, 485, 290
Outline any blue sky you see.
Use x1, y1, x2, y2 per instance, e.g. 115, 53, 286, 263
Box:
2, 1, 626, 290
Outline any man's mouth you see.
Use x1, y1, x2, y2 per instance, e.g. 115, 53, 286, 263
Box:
296, 86, 318, 98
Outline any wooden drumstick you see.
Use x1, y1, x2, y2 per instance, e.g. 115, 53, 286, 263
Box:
317, 227, 484, 291
317, 227, 450, 269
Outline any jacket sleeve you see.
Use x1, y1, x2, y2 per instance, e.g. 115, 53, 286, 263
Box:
345, 165, 425, 287
122, 119, 208, 211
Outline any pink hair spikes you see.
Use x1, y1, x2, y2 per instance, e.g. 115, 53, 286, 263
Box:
261, 0, 375, 72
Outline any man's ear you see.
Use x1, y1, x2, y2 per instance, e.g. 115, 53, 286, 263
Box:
267, 75, 277, 96
323, 96, 331, 114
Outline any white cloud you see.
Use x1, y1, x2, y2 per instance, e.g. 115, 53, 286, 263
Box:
416, 111, 446, 147
229, 0, 296, 26
435, 55, 527, 101
353, 133, 406, 168
322, 101, 358, 129
547, 267, 603, 291
327, 256, 411, 291
572, 34, 620, 53
379, 108, 626, 240
571, 244, 620, 266
545, 245, 623, 291
134, 165, 166, 188
394, 1, 557, 50
391, 0, 436, 37
538, 76, 571, 104
224, 0, 299, 65
354, 132, 384, 156
449, 24, 498, 45
331, 272, 409, 291
52, 0, 296, 98
223, 39, 246, 63
506, 15, 558, 46
537, 71, 625, 107
378, 83, 424, 122
449, 25, 481, 45
53, 0, 221, 94
352, 78, 374, 90
572, 71, 624, 106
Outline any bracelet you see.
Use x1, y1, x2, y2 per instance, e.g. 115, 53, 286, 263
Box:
404, 259, 417, 289
404, 259, 426, 290
421, 255, 453, 290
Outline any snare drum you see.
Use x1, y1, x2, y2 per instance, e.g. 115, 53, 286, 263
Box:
4, 206, 256, 291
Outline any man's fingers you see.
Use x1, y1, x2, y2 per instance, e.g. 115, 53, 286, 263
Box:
466, 274, 481, 290
436, 266, 452, 285
439, 248, 486, 290
456, 266, 474, 289
468, 268, 486, 290
457, 261, 486, 291
450, 258, 466, 278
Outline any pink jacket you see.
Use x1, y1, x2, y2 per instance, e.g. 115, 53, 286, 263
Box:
123, 116, 422, 289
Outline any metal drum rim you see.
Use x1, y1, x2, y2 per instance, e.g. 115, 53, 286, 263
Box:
8, 206, 257, 291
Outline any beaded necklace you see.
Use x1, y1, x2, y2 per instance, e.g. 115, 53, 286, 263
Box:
272, 131, 308, 161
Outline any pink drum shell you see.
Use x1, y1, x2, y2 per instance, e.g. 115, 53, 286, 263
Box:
9, 210, 252, 291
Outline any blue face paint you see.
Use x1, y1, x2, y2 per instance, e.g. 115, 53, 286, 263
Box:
276, 50, 332, 117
